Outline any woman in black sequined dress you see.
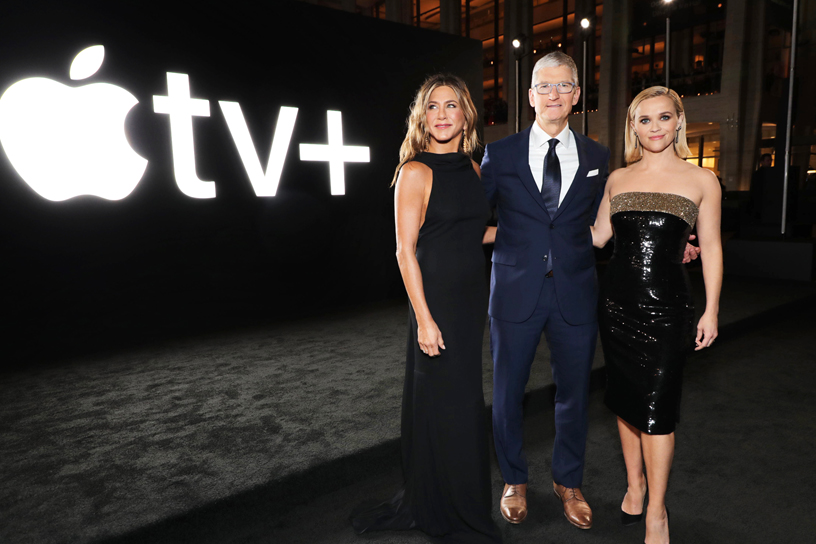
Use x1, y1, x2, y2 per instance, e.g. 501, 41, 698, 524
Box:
591, 87, 722, 544
350, 75, 501, 543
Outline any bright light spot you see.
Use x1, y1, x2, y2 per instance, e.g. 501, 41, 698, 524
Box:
70, 45, 105, 80
299, 110, 369, 196
0, 77, 147, 201
558, 43, 562, 48
153, 72, 215, 198
512, 38, 521, 48
581, 18, 590, 29
220, 102, 298, 197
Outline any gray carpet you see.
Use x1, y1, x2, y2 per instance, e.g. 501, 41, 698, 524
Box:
0, 273, 814, 544
259, 293, 816, 544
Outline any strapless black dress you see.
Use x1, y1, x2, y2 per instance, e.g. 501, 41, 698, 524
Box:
350, 152, 501, 543
600, 192, 699, 435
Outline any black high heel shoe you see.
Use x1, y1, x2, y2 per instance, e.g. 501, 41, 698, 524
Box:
620, 491, 647, 526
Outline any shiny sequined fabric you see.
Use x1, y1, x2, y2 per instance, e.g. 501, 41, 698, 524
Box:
610, 192, 699, 228
600, 192, 697, 435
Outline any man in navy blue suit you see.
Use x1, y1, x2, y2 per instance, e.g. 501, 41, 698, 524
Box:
481, 52, 609, 530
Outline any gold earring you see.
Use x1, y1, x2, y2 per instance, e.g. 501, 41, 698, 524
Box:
424, 132, 430, 150
463, 135, 471, 154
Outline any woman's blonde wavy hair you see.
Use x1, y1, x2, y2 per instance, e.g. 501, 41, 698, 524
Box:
390, 74, 480, 186
624, 86, 690, 165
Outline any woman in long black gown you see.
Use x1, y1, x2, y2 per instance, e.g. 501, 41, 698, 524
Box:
350, 75, 501, 543
591, 87, 722, 544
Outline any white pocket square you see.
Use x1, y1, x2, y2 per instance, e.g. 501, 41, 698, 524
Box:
587, 169, 599, 177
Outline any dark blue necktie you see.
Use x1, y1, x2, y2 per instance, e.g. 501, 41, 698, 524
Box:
541, 138, 561, 217
541, 138, 561, 274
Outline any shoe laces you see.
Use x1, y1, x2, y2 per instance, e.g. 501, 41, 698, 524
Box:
505, 485, 525, 498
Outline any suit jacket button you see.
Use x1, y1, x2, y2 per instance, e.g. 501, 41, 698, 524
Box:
550, 223, 555, 229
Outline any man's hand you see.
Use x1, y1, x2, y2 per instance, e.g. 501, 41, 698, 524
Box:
683, 234, 701, 263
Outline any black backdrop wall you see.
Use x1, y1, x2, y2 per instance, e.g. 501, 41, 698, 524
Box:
0, 0, 484, 362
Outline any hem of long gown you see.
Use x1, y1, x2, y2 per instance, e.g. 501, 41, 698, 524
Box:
350, 488, 415, 534
350, 487, 502, 543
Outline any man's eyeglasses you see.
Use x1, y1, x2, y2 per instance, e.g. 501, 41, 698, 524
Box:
533, 82, 575, 94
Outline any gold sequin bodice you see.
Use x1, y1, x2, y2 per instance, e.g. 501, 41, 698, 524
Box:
610, 192, 699, 228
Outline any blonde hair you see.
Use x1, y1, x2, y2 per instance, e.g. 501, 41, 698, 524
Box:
624, 86, 690, 165
391, 74, 480, 186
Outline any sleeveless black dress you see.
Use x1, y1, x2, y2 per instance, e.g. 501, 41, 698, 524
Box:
351, 152, 501, 543
599, 192, 699, 435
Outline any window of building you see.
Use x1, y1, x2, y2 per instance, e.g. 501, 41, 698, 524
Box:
528, 0, 603, 117
763, 26, 791, 98
414, 0, 441, 30
467, 0, 505, 124
686, 127, 720, 177
630, 0, 725, 97
362, 1, 604, 126
760, 123, 776, 167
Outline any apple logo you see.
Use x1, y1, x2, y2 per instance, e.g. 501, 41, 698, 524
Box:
0, 45, 148, 201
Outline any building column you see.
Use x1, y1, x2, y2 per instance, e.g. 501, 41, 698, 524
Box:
718, 0, 754, 190
504, 0, 533, 136
386, 0, 412, 25
573, 0, 596, 134
733, 1, 766, 191
439, 0, 461, 35
596, 0, 632, 169
791, 0, 816, 194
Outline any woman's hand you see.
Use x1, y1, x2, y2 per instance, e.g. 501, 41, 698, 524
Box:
695, 311, 718, 350
417, 319, 446, 357
682, 234, 702, 263
482, 226, 497, 245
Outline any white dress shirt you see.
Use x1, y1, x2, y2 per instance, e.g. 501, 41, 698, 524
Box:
529, 122, 579, 206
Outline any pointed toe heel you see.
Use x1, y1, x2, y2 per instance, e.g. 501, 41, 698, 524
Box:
620, 490, 647, 526
621, 510, 643, 526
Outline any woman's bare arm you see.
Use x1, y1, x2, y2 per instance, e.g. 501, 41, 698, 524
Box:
394, 162, 446, 357
590, 170, 617, 248
693, 169, 723, 350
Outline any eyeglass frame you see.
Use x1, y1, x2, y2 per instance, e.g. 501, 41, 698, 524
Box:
532, 82, 577, 95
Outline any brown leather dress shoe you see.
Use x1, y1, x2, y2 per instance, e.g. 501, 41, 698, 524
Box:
500, 483, 528, 524
553, 482, 592, 529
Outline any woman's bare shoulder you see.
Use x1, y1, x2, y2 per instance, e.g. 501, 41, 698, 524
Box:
606, 166, 632, 189
397, 160, 432, 187
680, 161, 719, 188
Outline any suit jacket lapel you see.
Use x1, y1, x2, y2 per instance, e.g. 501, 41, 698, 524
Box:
514, 126, 550, 216
553, 129, 588, 220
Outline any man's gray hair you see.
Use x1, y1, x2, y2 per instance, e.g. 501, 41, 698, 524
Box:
531, 52, 579, 87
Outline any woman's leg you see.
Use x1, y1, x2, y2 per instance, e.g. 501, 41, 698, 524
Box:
641, 432, 674, 544
617, 417, 647, 514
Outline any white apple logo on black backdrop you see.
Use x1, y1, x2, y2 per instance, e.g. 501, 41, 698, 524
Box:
0, 45, 147, 201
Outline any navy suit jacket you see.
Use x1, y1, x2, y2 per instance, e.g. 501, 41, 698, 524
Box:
482, 126, 610, 325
